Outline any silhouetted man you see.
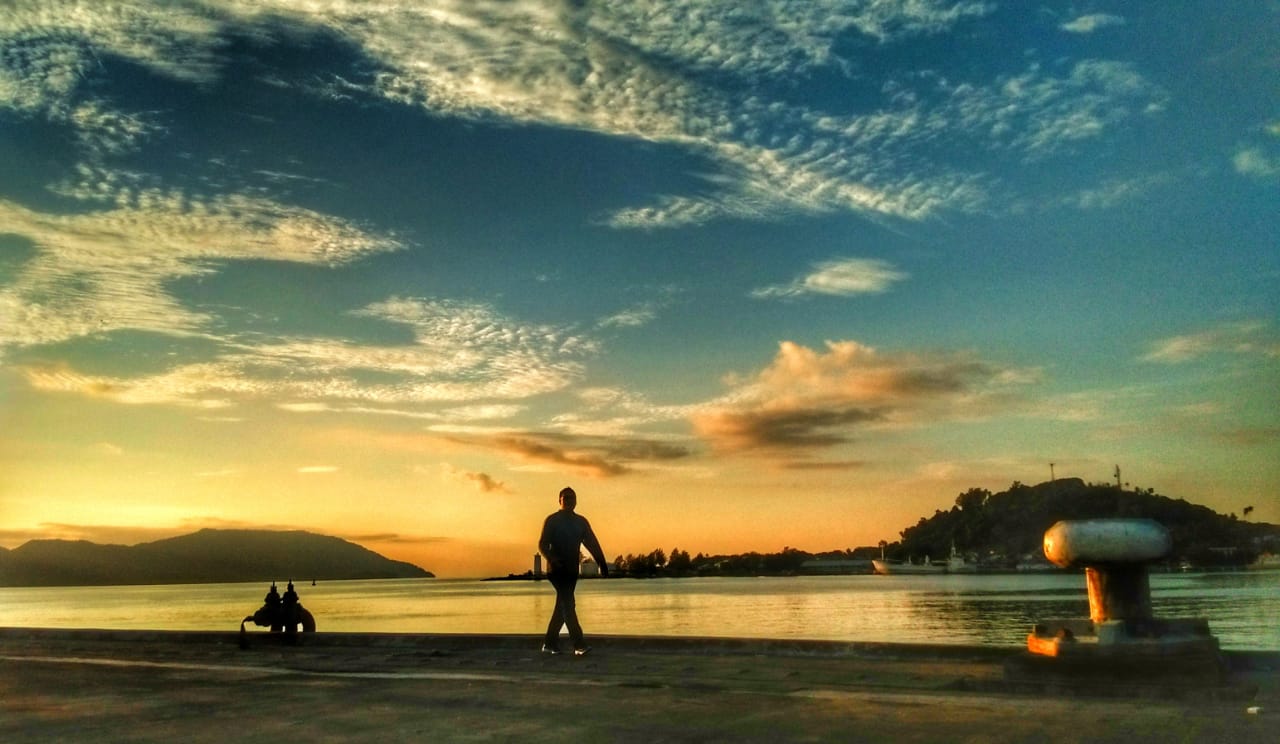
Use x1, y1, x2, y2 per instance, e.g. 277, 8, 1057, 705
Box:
539, 486, 608, 655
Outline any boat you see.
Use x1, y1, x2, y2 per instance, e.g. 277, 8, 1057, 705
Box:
1247, 553, 1280, 571
1015, 553, 1058, 572
873, 544, 975, 575
872, 557, 943, 575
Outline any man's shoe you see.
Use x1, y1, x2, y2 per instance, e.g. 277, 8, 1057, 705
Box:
541, 644, 561, 655
573, 646, 591, 657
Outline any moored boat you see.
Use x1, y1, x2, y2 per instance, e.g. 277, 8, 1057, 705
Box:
1247, 553, 1280, 571
873, 544, 975, 575
872, 557, 943, 575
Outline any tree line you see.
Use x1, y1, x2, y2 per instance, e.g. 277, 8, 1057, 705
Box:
606, 546, 873, 578
597, 478, 1279, 577
889, 478, 1278, 567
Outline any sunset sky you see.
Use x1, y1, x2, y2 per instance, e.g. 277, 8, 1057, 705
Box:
1, 2, 1277, 578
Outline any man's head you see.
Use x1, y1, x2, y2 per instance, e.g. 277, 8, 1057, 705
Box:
559, 486, 577, 511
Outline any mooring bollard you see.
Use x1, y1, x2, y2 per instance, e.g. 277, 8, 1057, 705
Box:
1043, 519, 1168, 635
1015, 518, 1223, 689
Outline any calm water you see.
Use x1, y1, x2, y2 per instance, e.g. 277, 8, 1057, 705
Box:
0, 572, 1275, 650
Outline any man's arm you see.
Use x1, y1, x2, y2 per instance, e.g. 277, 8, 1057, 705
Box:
538, 516, 558, 567
581, 520, 608, 577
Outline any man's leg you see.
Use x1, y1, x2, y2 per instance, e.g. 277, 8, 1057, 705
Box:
547, 571, 584, 649
559, 574, 584, 649
544, 574, 566, 648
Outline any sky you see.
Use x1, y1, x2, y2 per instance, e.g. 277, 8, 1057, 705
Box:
1, 1, 1277, 578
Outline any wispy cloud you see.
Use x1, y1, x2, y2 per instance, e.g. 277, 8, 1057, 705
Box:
441, 464, 511, 494
92, 442, 125, 457
1142, 321, 1280, 363
18, 293, 597, 411
0, 196, 401, 353
297, 465, 338, 474
1060, 14, 1126, 35
1, 1, 1166, 234
753, 257, 908, 299
195, 468, 243, 478
945, 60, 1165, 161
1234, 147, 1280, 179
598, 304, 659, 329
0, 517, 256, 547
1060, 172, 1173, 210
444, 430, 692, 478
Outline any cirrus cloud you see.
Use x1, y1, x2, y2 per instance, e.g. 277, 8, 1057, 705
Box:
1060, 14, 1126, 35
1, 0, 1167, 234
753, 257, 908, 299
1142, 321, 1280, 363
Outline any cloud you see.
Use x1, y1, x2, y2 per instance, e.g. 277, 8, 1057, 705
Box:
0, 519, 446, 551
691, 340, 1036, 454
1142, 321, 1280, 363
598, 305, 659, 329
0, 517, 258, 547
1060, 173, 1173, 210
1, 1, 1164, 233
1217, 426, 1280, 447
441, 464, 511, 494
345, 532, 451, 546
780, 460, 868, 471
195, 468, 243, 478
446, 430, 692, 478
753, 257, 908, 298
92, 442, 125, 456
297, 465, 338, 474
0, 196, 401, 353
1060, 14, 1126, 34
1233, 147, 1280, 179
695, 406, 884, 451
18, 294, 596, 410
945, 60, 1165, 161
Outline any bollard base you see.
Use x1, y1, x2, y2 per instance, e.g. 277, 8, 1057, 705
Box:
1002, 649, 1253, 700
1011, 617, 1247, 698
1026, 616, 1217, 657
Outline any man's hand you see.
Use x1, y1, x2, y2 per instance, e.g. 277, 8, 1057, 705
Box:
599, 565, 609, 578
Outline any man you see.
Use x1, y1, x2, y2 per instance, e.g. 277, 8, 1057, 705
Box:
538, 486, 608, 656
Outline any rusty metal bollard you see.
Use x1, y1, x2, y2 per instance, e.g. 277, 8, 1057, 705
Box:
1018, 518, 1221, 685
1043, 519, 1169, 637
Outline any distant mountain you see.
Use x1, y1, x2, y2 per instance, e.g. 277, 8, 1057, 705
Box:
0, 529, 433, 587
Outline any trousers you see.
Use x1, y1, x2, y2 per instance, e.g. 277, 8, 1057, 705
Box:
544, 569, 584, 649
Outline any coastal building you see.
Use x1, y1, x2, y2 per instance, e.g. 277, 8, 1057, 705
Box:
580, 558, 600, 577
799, 558, 873, 574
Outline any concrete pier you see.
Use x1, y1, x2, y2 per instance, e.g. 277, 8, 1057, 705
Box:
1, 629, 1276, 742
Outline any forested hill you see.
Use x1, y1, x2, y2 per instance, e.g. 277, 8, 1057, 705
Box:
0, 529, 434, 587
890, 478, 1280, 566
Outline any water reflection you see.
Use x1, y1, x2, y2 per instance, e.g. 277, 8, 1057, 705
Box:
0, 572, 1274, 650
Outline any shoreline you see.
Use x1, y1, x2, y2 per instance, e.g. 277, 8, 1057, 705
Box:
2, 628, 1278, 742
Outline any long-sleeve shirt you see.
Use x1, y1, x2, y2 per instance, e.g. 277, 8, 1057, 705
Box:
539, 510, 606, 574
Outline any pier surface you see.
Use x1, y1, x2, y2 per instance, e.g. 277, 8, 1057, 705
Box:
1, 629, 1276, 742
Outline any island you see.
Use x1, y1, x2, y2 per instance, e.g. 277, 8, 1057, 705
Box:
0, 529, 433, 587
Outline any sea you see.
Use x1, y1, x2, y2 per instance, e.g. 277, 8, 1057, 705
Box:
1, 571, 1276, 650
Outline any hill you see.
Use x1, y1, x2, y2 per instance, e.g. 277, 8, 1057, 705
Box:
0, 529, 433, 587
611, 479, 1279, 577
888, 478, 1280, 567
